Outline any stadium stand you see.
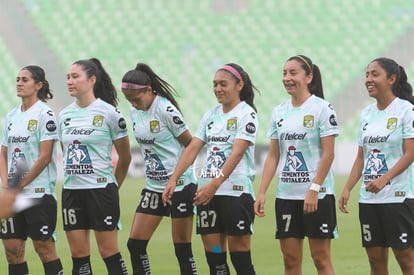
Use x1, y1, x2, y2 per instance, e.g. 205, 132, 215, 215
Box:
0, 0, 412, 144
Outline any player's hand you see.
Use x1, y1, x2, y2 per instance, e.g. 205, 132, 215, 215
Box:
338, 190, 350, 214
162, 180, 176, 206
254, 193, 266, 217
193, 182, 218, 206
303, 190, 318, 214
365, 176, 388, 194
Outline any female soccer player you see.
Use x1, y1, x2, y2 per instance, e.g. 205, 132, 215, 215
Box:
59, 58, 131, 275
339, 57, 414, 274
255, 55, 338, 275
122, 63, 197, 274
0, 65, 63, 275
164, 63, 259, 274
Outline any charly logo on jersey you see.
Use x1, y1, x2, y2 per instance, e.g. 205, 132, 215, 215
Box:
281, 145, 310, 184
93, 115, 104, 127
7, 148, 30, 189
27, 120, 38, 132
65, 140, 94, 175
303, 115, 314, 128
150, 120, 160, 133
363, 148, 389, 186
199, 147, 226, 179
227, 118, 237, 132
387, 117, 398, 130
144, 149, 168, 181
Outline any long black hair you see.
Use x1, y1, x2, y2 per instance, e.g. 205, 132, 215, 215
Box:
370, 57, 414, 104
21, 65, 53, 101
73, 58, 118, 106
287, 55, 324, 99
122, 63, 182, 112
217, 63, 260, 112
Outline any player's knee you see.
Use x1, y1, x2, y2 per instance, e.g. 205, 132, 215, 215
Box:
127, 238, 148, 254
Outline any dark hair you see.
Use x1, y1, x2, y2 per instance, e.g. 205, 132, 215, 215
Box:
287, 55, 324, 99
369, 57, 414, 104
21, 65, 53, 101
73, 58, 118, 106
218, 63, 259, 112
122, 63, 182, 112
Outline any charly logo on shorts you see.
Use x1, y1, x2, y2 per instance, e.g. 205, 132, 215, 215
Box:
93, 115, 104, 127
27, 120, 38, 132
150, 120, 160, 133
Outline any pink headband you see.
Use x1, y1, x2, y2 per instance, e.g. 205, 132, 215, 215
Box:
219, 65, 243, 82
121, 82, 148, 90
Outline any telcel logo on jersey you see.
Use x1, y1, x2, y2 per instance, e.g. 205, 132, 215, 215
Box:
137, 137, 155, 144
70, 128, 95, 135
363, 135, 390, 144
208, 135, 230, 142
8, 136, 30, 143
280, 132, 307, 140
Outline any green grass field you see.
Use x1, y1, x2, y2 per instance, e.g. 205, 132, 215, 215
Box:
0, 175, 402, 274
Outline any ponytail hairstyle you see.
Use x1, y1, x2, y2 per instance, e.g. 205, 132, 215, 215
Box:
21, 65, 53, 101
217, 63, 260, 112
370, 57, 414, 104
72, 58, 118, 106
287, 55, 324, 99
121, 63, 182, 112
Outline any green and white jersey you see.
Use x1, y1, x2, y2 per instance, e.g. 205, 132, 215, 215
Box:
268, 95, 339, 200
2, 100, 58, 199
195, 101, 258, 197
58, 99, 128, 189
131, 95, 195, 192
358, 97, 414, 203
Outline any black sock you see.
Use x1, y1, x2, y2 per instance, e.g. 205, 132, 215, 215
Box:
230, 251, 256, 275
104, 252, 128, 275
127, 238, 151, 275
174, 242, 197, 275
72, 255, 92, 275
205, 251, 229, 275
43, 258, 64, 275
9, 262, 28, 275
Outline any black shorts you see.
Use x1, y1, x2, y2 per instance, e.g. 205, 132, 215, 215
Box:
0, 194, 57, 241
196, 193, 255, 236
62, 183, 120, 231
359, 199, 414, 248
275, 195, 337, 239
136, 183, 196, 218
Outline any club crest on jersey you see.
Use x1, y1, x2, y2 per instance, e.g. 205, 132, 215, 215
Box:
303, 115, 314, 128
387, 117, 397, 130
227, 118, 237, 132
92, 115, 104, 127
27, 120, 38, 132
150, 120, 160, 133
